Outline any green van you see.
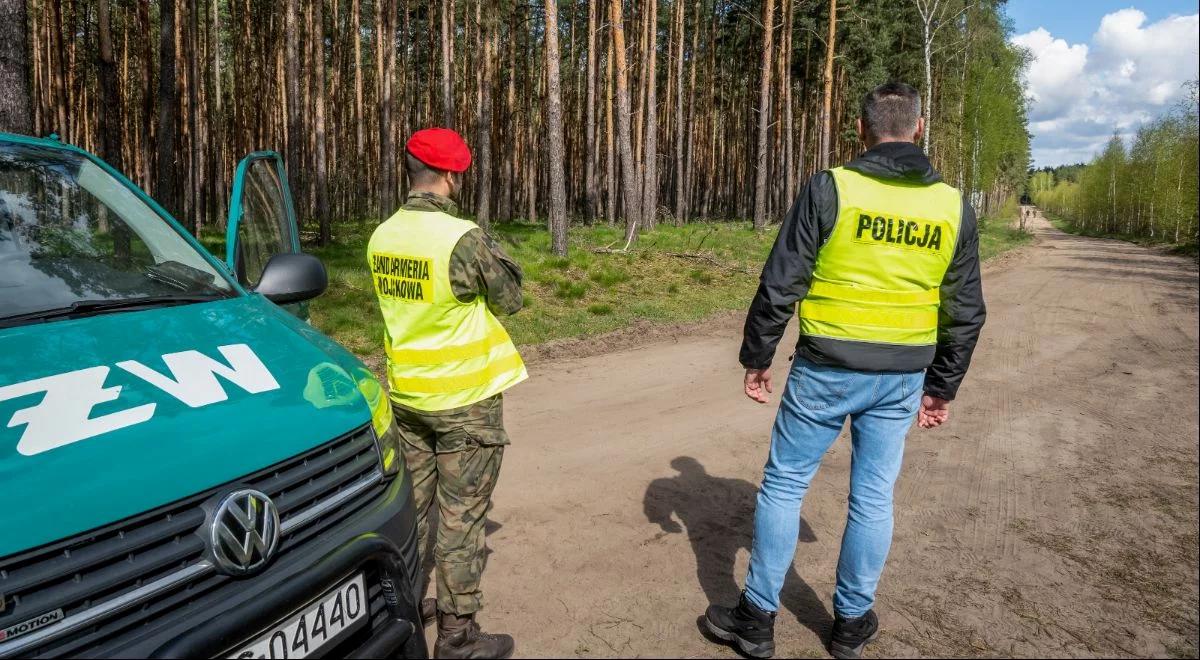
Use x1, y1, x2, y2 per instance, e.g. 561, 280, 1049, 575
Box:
0, 133, 425, 658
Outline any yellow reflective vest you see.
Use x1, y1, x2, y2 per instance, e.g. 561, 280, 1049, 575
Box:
367, 209, 527, 411
799, 167, 962, 346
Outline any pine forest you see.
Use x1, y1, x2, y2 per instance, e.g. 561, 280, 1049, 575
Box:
7, 0, 1033, 255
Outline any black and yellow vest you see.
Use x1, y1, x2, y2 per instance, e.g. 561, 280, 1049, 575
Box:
367, 209, 527, 411
799, 167, 962, 346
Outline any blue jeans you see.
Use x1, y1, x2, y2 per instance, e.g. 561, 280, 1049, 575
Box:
744, 357, 923, 618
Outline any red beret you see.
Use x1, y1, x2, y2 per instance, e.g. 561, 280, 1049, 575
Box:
406, 128, 472, 173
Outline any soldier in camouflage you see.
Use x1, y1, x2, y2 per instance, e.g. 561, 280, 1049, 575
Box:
401, 190, 525, 316
395, 189, 522, 640
371, 129, 523, 660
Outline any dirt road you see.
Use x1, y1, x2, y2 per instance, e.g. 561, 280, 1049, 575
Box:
455, 215, 1199, 658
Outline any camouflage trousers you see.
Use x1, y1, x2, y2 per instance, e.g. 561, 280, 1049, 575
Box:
392, 394, 508, 616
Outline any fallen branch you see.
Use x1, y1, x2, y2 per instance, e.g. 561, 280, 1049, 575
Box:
590, 245, 751, 274
690, 226, 716, 252
592, 221, 640, 254
620, 220, 639, 252
662, 251, 751, 274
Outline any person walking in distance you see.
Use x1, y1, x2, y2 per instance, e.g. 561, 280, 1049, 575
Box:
367, 128, 526, 659
703, 83, 986, 659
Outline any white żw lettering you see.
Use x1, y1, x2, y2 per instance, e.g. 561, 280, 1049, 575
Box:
116, 343, 281, 408
0, 344, 281, 457
0, 366, 156, 456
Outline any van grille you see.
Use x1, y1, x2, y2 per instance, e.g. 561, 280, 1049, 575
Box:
0, 425, 385, 658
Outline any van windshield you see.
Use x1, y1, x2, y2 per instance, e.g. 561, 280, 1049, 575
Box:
0, 142, 233, 324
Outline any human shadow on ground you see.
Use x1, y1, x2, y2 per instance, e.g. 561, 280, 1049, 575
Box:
644, 456, 832, 641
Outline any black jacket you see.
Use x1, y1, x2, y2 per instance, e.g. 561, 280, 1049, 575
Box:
739, 142, 986, 401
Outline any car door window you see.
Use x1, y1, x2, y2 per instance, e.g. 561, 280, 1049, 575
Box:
228, 154, 298, 288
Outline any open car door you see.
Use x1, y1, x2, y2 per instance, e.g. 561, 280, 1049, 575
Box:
226, 151, 307, 317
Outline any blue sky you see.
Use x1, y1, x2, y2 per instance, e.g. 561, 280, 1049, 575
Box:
1006, 0, 1199, 43
1005, 1, 1199, 167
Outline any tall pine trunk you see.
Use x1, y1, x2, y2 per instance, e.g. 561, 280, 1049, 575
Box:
314, 0, 330, 245
378, 0, 396, 217
605, 25, 616, 225
49, 0, 67, 139
210, 0, 225, 228
584, 0, 598, 222
138, 1, 153, 188
157, 0, 179, 221
682, 0, 700, 223
285, 0, 301, 201
752, 0, 774, 229
609, 0, 640, 243
475, 2, 494, 229
781, 0, 795, 205
640, 0, 658, 230
0, 0, 33, 134
440, 0, 453, 126
818, 0, 836, 170
672, 0, 686, 225
353, 0, 364, 160
544, 0, 568, 256
499, 12, 516, 222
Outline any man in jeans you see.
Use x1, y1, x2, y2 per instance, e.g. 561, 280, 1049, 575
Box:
703, 82, 986, 659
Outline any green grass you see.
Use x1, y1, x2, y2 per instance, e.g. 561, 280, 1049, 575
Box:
201, 210, 1031, 361
975, 196, 1034, 261
978, 215, 1034, 261
1044, 212, 1199, 257
200, 221, 776, 358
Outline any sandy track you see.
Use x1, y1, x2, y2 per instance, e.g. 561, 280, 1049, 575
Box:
454, 216, 1198, 658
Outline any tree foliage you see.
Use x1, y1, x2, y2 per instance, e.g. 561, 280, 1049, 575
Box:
1034, 82, 1199, 246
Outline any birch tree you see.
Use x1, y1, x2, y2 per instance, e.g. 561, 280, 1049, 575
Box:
913, 0, 972, 151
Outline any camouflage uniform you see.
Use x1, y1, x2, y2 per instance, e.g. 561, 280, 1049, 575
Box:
401, 191, 524, 314
390, 190, 522, 616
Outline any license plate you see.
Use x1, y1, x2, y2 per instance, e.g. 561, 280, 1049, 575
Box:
229, 573, 368, 659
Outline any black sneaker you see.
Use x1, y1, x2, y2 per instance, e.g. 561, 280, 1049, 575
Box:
829, 610, 879, 659
703, 592, 777, 658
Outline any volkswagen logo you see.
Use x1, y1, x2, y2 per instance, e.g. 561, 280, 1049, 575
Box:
209, 489, 281, 576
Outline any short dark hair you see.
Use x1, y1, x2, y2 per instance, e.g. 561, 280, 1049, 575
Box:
860, 82, 921, 142
405, 151, 448, 187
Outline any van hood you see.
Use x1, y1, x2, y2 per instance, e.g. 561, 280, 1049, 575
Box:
0, 296, 373, 557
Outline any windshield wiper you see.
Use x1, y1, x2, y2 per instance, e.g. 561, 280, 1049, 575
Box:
0, 294, 228, 328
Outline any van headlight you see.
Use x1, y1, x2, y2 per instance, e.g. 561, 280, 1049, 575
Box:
353, 368, 402, 478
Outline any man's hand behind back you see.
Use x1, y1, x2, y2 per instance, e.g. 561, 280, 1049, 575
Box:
918, 394, 950, 428
744, 368, 774, 404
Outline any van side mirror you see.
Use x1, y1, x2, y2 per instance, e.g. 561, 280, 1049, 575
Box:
254, 253, 328, 304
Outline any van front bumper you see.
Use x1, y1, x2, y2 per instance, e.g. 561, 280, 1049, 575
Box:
130, 472, 426, 659
0, 424, 426, 660
3, 470, 427, 660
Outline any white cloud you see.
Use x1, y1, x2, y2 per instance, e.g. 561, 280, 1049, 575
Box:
1012, 9, 1199, 167
1012, 28, 1089, 123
